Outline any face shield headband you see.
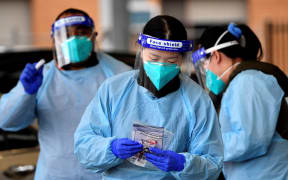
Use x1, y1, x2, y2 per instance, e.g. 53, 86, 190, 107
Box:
138, 33, 193, 53
191, 33, 238, 65
135, 33, 194, 97
51, 15, 94, 36
191, 23, 242, 89
192, 23, 243, 65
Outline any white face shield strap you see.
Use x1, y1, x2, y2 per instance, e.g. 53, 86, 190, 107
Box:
192, 31, 239, 65
191, 25, 240, 88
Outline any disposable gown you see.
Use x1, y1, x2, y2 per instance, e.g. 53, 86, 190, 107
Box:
74, 70, 224, 180
220, 70, 288, 180
0, 52, 131, 180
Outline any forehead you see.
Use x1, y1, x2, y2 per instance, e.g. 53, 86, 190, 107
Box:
54, 13, 92, 35
143, 48, 180, 57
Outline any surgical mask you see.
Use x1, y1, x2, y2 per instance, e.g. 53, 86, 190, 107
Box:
206, 62, 240, 95
143, 61, 180, 90
61, 36, 93, 63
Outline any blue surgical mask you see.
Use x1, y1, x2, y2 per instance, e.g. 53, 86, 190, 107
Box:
143, 61, 180, 90
61, 36, 93, 63
205, 69, 226, 95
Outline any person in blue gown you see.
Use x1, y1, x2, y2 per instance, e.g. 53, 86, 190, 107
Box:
192, 23, 288, 180
74, 15, 223, 180
0, 8, 131, 180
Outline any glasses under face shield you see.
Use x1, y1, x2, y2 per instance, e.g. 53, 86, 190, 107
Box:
51, 16, 95, 68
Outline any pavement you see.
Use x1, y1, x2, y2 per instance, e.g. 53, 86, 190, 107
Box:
0, 147, 38, 180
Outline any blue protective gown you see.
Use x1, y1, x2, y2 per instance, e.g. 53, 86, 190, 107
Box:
220, 70, 288, 180
74, 70, 224, 180
0, 52, 131, 180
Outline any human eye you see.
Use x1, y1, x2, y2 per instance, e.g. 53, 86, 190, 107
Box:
74, 27, 92, 37
167, 59, 177, 63
77, 30, 88, 36
149, 55, 160, 61
167, 57, 178, 63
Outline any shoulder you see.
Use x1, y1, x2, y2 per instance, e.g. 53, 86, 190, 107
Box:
42, 60, 55, 73
97, 52, 132, 74
41, 60, 56, 80
181, 74, 209, 98
98, 70, 137, 95
180, 74, 213, 107
226, 69, 284, 99
230, 70, 282, 91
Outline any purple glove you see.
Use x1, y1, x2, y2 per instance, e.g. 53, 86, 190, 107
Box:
145, 147, 186, 172
20, 63, 43, 95
111, 138, 143, 159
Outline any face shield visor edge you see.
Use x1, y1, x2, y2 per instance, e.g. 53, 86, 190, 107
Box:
192, 28, 240, 89
51, 16, 95, 68
135, 33, 194, 76
135, 33, 193, 91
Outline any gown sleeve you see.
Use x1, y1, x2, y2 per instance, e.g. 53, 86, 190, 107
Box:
74, 82, 123, 173
171, 91, 224, 180
0, 81, 37, 131
220, 71, 284, 162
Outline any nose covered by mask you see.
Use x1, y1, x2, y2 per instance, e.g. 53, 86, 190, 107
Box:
61, 36, 93, 63
206, 62, 240, 95
205, 70, 226, 95
143, 61, 180, 91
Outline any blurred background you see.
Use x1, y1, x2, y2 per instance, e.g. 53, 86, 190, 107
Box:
0, 0, 287, 73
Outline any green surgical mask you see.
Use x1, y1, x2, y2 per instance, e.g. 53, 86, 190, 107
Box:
61, 36, 93, 63
206, 62, 240, 95
143, 61, 180, 90
205, 69, 226, 95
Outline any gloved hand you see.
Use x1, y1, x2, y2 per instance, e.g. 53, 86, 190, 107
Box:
111, 138, 143, 159
20, 63, 44, 95
145, 147, 185, 172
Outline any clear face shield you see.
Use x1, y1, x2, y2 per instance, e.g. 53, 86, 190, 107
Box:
135, 33, 194, 76
192, 30, 239, 91
51, 16, 95, 68
135, 33, 194, 91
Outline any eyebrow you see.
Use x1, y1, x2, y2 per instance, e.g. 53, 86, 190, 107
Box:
150, 53, 178, 59
150, 53, 161, 57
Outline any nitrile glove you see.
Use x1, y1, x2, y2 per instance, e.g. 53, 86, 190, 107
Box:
111, 138, 143, 159
145, 147, 186, 172
20, 63, 43, 95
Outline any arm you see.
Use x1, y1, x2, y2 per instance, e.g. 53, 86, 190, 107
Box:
171, 94, 223, 180
0, 62, 43, 131
0, 82, 37, 131
144, 90, 223, 180
74, 84, 123, 173
220, 73, 284, 162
